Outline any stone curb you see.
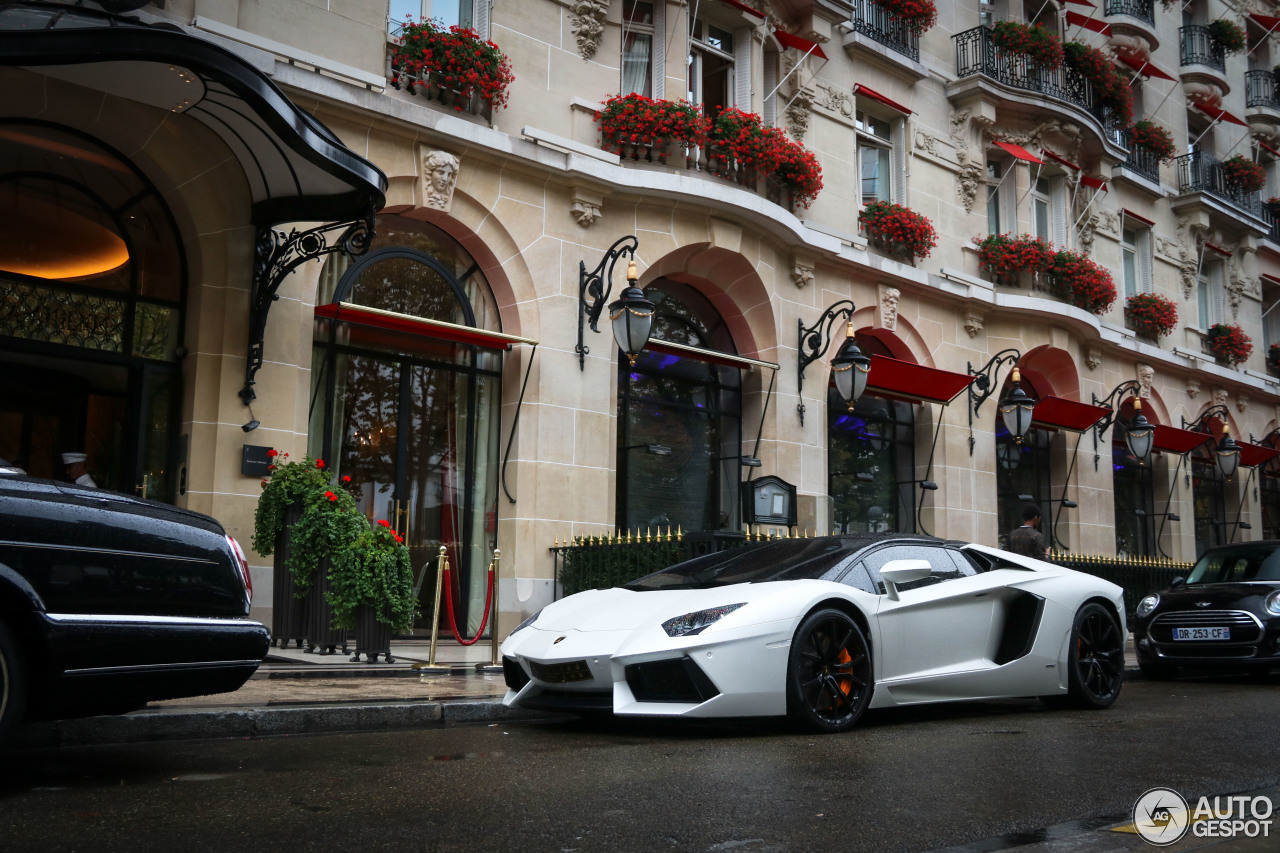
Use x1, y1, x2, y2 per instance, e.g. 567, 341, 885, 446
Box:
13, 701, 555, 749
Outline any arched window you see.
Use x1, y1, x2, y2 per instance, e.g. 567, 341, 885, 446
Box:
1112, 398, 1156, 557
0, 120, 184, 498
616, 280, 742, 533
827, 334, 915, 534
1192, 445, 1226, 558
312, 216, 501, 635
995, 375, 1051, 550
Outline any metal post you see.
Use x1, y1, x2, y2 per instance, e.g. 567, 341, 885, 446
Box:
477, 549, 503, 673
417, 546, 451, 675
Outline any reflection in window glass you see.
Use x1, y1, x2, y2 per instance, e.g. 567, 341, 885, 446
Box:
1112, 441, 1155, 557
828, 392, 914, 534
995, 419, 1052, 550
1191, 453, 1225, 558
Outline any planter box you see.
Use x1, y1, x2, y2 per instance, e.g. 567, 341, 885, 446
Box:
351, 604, 394, 663
270, 504, 308, 649
305, 558, 349, 655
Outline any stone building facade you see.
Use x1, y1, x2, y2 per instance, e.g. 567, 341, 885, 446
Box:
6, 0, 1280, 635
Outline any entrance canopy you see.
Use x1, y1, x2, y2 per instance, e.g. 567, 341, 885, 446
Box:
0, 1, 386, 226
865, 355, 975, 406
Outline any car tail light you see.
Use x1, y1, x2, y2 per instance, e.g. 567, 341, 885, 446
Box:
226, 535, 253, 605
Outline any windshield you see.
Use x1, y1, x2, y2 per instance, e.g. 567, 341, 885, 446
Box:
1186, 545, 1280, 584
623, 538, 855, 590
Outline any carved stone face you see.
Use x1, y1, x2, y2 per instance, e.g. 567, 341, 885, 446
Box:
881, 287, 900, 328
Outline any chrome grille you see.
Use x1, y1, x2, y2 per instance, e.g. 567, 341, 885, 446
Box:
1151, 610, 1262, 643
528, 659, 593, 684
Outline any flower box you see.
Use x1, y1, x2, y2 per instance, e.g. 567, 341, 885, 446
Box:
1209, 19, 1247, 55
596, 93, 707, 164
1064, 41, 1132, 125
975, 233, 1053, 285
880, 0, 939, 37
1223, 156, 1266, 193
352, 604, 395, 663
1126, 121, 1177, 163
305, 557, 348, 655
270, 503, 308, 649
389, 18, 513, 112
1050, 249, 1117, 315
990, 21, 1064, 69
1125, 293, 1179, 341
859, 201, 937, 263
1205, 323, 1253, 366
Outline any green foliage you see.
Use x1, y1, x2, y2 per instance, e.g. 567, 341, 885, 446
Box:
559, 539, 687, 595
251, 451, 330, 557
328, 521, 418, 632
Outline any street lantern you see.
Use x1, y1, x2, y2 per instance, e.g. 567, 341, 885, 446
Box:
1124, 397, 1154, 463
998, 367, 1037, 445
1216, 423, 1241, 480
608, 260, 655, 366
829, 320, 872, 411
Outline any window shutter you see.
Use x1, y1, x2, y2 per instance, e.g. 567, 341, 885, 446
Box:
1138, 230, 1153, 294
762, 50, 777, 126
1211, 263, 1225, 325
1050, 177, 1068, 247
891, 118, 907, 203
734, 26, 752, 111
652, 0, 666, 99
473, 0, 490, 40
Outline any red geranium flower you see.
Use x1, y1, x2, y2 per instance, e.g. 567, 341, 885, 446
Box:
342, 475, 351, 482
315, 459, 325, 469
267, 449, 278, 457
325, 491, 337, 502
377, 519, 391, 528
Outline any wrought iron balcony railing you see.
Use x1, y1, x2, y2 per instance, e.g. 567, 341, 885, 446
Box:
1246, 69, 1280, 110
1175, 150, 1263, 217
1111, 126, 1161, 183
850, 0, 920, 62
1104, 0, 1155, 27
1180, 25, 1226, 73
1262, 204, 1280, 244
953, 26, 1110, 128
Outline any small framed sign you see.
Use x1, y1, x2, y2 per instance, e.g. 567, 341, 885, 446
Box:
241, 444, 274, 477
740, 475, 797, 527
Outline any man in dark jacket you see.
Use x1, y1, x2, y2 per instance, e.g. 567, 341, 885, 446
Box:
1007, 503, 1049, 558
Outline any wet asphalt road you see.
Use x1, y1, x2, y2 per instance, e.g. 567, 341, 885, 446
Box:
1, 676, 1278, 853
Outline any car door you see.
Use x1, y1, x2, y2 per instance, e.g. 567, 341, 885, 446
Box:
867, 544, 1010, 695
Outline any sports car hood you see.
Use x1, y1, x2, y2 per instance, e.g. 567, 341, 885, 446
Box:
532, 586, 762, 633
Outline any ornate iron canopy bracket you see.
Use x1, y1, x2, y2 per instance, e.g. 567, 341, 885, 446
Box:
239, 211, 375, 405
966, 348, 1021, 455
577, 235, 639, 371
796, 299, 856, 426
1091, 379, 1140, 471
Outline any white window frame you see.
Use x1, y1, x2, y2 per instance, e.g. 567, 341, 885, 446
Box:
1198, 261, 1225, 328
1122, 226, 1153, 298
622, 1, 658, 97
855, 107, 905, 205
388, 0, 480, 35
687, 8, 751, 114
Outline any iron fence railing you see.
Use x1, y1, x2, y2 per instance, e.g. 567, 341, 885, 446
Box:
953, 26, 1110, 128
1263, 204, 1280, 244
1110, 126, 1162, 183
850, 0, 920, 62
1175, 150, 1263, 217
549, 534, 1193, 622
1180, 25, 1226, 72
1104, 0, 1155, 27
1245, 69, 1280, 110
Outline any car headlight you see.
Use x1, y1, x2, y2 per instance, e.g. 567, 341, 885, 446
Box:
510, 608, 544, 635
662, 603, 746, 637
1265, 591, 1280, 617
1136, 594, 1160, 620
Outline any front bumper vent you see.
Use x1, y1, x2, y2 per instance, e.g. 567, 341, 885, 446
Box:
528, 658, 593, 684
625, 657, 720, 703
503, 656, 530, 690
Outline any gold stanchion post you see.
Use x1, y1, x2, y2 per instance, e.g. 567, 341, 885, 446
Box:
415, 545, 451, 675
476, 548, 503, 673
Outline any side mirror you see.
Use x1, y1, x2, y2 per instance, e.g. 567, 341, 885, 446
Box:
881, 559, 933, 601
1170, 576, 1186, 589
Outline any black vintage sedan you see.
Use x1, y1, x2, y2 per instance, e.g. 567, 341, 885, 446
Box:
0, 457, 269, 745
1134, 541, 1280, 679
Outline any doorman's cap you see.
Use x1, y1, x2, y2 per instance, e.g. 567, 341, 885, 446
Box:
61, 452, 87, 464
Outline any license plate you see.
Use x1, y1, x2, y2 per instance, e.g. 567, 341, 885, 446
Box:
1173, 626, 1230, 641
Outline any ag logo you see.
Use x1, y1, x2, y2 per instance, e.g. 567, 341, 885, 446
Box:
553, 636, 566, 644
1132, 787, 1190, 846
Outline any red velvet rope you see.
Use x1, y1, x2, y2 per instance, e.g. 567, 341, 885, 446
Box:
442, 559, 494, 646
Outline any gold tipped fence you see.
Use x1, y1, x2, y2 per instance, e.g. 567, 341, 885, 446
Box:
548, 533, 1192, 619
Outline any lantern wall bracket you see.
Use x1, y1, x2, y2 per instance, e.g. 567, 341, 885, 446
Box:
1090, 379, 1140, 471
797, 299, 856, 426
966, 348, 1021, 455
577, 235, 639, 371
239, 209, 376, 406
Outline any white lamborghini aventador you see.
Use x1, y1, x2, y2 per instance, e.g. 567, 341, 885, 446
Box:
499, 534, 1127, 732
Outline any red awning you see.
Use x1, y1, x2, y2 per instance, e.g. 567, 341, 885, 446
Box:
1065, 11, 1112, 36
1116, 53, 1177, 82
1262, 273, 1280, 286
1040, 149, 1080, 170
864, 355, 976, 406
714, 0, 765, 18
1196, 104, 1250, 128
1238, 442, 1280, 468
1080, 174, 1108, 191
1030, 396, 1111, 433
774, 29, 827, 61
993, 140, 1043, 163
1152, 425, 1212, 455
1259, 139, 1280, 158
1249, 13, 1280, 32
1063, 0, 1095, 6
314, 302, 535, 351
1123, 207, 1155, 226
853, 84, 910, 115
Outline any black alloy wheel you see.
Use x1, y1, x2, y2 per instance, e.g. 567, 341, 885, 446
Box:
0, 619, 27, 748
787, 609, 873, 733
1061, 602, 1124, 709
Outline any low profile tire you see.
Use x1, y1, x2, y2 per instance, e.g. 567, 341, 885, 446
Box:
1139, 660, 1178, 681
1061, 602, 1124, 709
786, 609, 873, 733
0, 619, 28, 748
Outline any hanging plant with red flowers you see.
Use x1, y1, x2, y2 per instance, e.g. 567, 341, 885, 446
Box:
328, 519, 417, 633
1222, 155, 1266, 193
1063, 42, 1132, 126
389, 17, 514, 111
1126, 120, 1177, 162
859, 201, 938, 261
1265, 197, 1280, 217
774, 137, 824, 208
709, 108, 785, 171
975, 232, 1054, 279
595, 93, 708, 153
1268, 342, 1280, 365
1050, 249, 1117, 314
1208, 19, 1247, 56
1125, 293, 1179, 340
1206, 323, 1253, 366
881, 0, 938, 37
990, 21, 1064, 69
